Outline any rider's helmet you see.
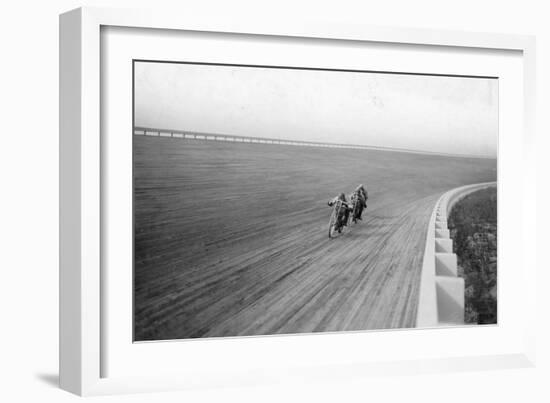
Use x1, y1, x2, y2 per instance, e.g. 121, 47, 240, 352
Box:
338, 192, 346, 201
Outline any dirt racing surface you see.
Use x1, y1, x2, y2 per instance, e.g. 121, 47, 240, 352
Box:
134, 136, 496, 340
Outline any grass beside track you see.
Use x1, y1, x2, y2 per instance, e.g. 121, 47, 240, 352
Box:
448, 187, 497, 324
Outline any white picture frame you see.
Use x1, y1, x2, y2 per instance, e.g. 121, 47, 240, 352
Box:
59, 6, 537, 396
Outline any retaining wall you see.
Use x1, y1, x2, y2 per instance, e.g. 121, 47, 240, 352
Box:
416, 182, 497, 328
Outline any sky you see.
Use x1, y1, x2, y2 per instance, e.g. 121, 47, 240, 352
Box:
134, 61, 498, 158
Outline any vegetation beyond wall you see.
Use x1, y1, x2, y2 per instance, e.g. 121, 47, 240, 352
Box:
448, 187, 497, 324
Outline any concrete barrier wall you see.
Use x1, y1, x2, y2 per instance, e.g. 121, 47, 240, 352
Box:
416, 181, 496, 327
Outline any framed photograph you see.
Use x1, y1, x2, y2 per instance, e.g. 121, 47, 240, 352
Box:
60, 7, 537, 396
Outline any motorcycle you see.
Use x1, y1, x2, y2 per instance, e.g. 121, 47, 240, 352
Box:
328, 199, 350, 238
348, 192, 360, 226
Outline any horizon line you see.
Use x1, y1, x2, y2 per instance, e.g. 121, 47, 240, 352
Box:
133, 126, 497, 160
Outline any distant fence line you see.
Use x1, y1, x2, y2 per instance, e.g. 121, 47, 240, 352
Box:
134, 126, 374, 150
133, 126, 494, 159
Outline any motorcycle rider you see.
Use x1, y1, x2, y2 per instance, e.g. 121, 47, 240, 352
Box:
327, 192, 351, 232
352, 184, 368, 222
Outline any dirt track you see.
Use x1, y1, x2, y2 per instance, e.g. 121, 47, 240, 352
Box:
134, 137, 496, 340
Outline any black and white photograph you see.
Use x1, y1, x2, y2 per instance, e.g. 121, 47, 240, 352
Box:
133, 60, 498, 341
